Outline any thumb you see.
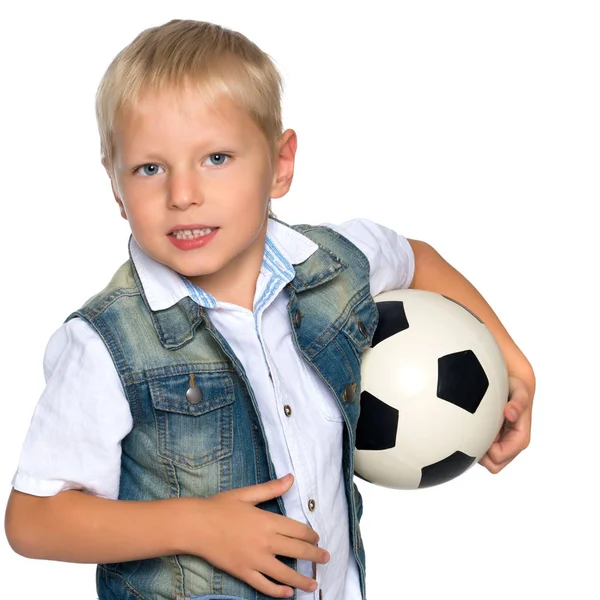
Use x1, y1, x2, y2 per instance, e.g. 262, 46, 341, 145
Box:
237, 473, 294, 505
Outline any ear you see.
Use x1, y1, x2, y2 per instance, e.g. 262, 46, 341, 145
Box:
270, 129, 297, 199
102, 157, 128, 221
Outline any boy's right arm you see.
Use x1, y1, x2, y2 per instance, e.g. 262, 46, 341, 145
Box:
5, 487, 187, 563
8, 324, 328, 597
5, 473, 329, 598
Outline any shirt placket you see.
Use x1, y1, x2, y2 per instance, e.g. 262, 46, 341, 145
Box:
254, 277, 323, 599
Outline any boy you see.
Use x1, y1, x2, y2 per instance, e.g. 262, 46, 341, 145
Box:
4, 19, 535, 600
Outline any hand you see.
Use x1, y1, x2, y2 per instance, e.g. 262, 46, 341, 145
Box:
479, 375, 533, 474
184, 473, 329, 598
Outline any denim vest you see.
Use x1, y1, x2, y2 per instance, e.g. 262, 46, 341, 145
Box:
69, 224, 379, 600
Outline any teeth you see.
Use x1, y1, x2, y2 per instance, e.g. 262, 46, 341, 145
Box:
171, 228, 214, 240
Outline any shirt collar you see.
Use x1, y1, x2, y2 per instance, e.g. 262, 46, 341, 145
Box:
129, 218, 319, 312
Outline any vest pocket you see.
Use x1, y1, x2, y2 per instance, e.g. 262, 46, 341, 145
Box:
148, 371, 234, 469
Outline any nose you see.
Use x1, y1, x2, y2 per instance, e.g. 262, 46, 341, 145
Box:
167, 169, 203, 210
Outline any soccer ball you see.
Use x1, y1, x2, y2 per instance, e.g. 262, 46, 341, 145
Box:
354, 289, 509, 490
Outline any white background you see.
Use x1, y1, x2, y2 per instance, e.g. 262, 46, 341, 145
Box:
1, 1, 598, 598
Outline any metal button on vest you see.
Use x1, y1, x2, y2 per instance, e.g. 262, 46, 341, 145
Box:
186, 386, 202, 405
357, 320, 368, 336
308, 498, 316, 511
284, 405, 292, 417
293, 311, 302, 328
342, 383, 356, 403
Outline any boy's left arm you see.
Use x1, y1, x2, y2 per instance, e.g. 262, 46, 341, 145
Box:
407, 239, 536, 474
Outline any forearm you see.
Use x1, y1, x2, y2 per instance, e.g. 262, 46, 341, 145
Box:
5, 488, 195, 564
407, 239, 536, 395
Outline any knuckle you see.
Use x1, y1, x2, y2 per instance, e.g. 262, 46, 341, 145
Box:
488, 449, 501, 463
485, 460, 501, 474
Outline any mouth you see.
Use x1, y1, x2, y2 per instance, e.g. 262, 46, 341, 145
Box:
168, 226, 218, 240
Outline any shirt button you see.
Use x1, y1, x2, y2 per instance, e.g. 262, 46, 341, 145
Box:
284, 405, 292, 417
308, 498, 316, 511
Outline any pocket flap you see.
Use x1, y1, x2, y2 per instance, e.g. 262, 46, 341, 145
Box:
149, 370, 234, 417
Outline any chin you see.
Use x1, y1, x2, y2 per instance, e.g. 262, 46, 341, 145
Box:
177, 261, 222, 279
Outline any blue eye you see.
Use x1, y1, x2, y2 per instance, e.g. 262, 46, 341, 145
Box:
204, 153, 230, 167
136, 164, 164, 177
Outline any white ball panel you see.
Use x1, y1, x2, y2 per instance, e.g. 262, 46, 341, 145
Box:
355, 449, 422, 489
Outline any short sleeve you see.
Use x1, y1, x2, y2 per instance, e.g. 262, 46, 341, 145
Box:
11, 318, 133, 500
322, 218, 415, 296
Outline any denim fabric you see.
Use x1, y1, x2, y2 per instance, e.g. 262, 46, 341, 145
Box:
70, 223, 378, 600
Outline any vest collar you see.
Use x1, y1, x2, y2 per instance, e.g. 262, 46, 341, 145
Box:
129, 255, 204, 350
128, 222, 345, 349
286, 245, 345, 292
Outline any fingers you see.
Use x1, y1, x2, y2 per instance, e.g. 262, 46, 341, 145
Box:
480, 412, 531, 473
275, 535, 330, 566
245, 569, 298, 599
506, 375, 531, 421
234, 474, 295, 505
498, 407, 531, 457
479, 451, 513, 474
478, 375, 533, 474
242, 532, 325, 597
247, 554, 321, 597
248, 532, 328, 596
274, 516, 320, 546
242, 543, 326, 598
505, 394, 526, 422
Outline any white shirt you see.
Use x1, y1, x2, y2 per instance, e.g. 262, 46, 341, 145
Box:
12, 218, 414, 600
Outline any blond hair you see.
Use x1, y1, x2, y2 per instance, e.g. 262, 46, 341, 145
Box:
96, 19, 284, 173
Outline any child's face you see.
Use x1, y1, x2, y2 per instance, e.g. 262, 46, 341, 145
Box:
108, 83, 295, 301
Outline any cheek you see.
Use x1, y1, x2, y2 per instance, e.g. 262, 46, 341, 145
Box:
121, 200, 158, 234
219, 174, 271, 209
229, 159, 273, 195
119, 181, 160, 217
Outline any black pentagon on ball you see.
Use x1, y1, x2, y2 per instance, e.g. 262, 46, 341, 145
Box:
371, 301, 409, 347
437, 350, 489, 414
355, 390, 399, 450
418, 450, 477, 488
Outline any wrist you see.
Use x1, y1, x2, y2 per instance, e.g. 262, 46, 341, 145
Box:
168, 496, 207, 556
